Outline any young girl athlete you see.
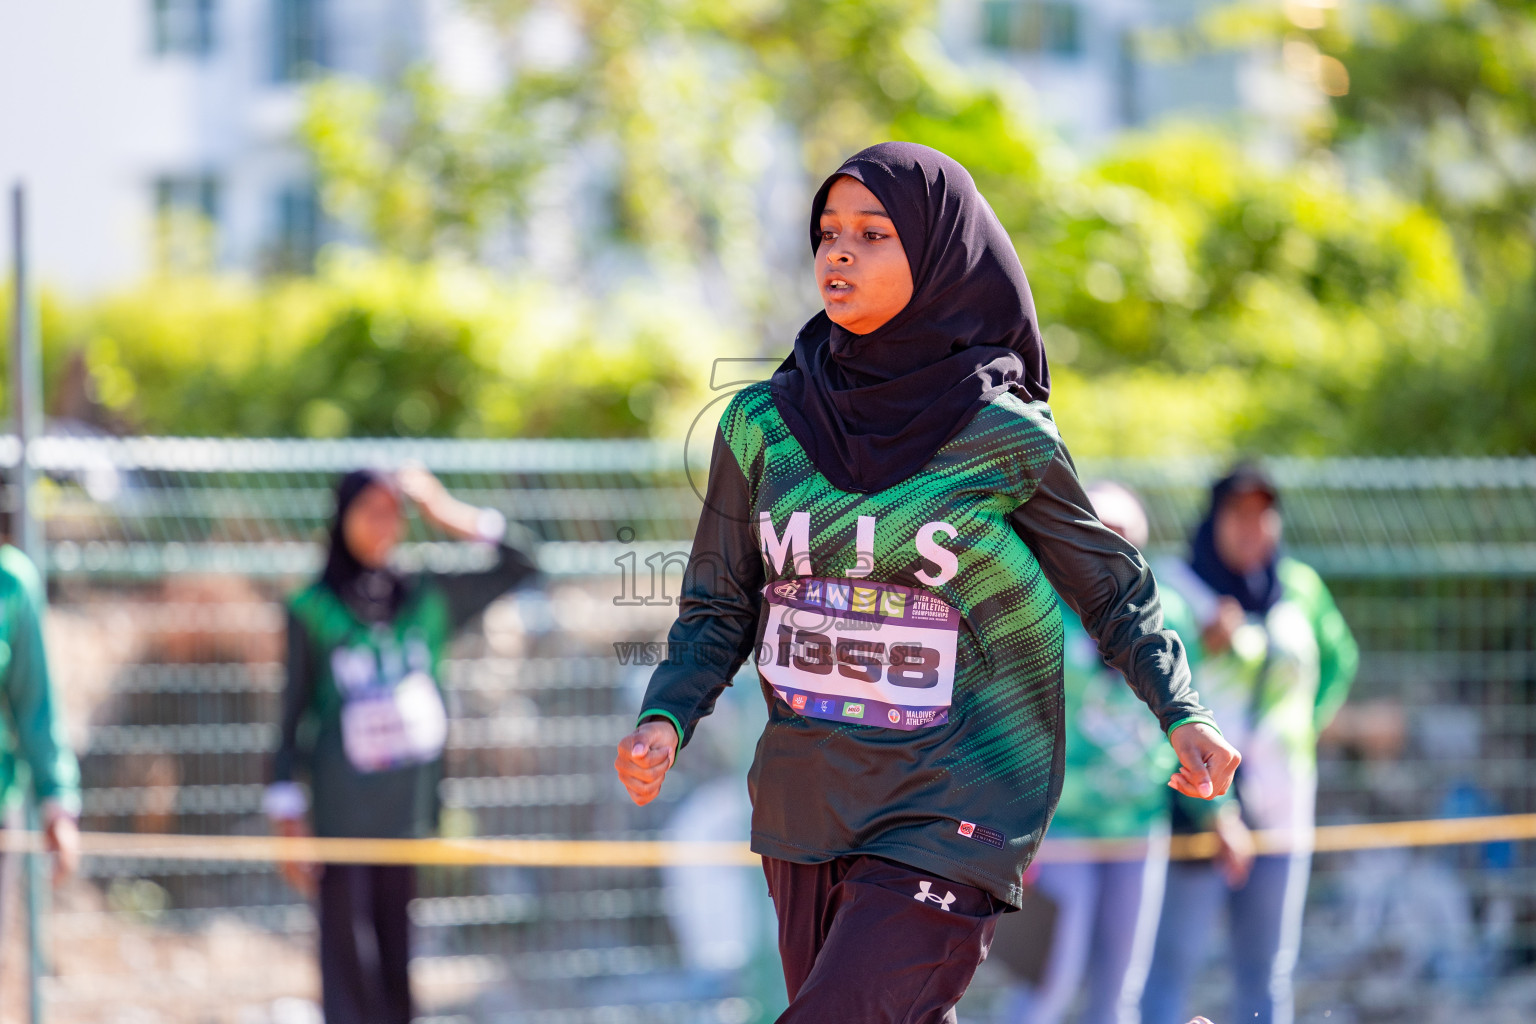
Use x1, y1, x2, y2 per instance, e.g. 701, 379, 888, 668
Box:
615, 142, 1240, 1021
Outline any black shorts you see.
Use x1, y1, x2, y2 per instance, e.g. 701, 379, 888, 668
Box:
762, 853, 1005, 1023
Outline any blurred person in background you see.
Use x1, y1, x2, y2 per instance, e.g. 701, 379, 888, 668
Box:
264, 466, 540, 1024
994, 482, 1199, 1024
1142, 463, 1359, 1024
0, 513, 82, 887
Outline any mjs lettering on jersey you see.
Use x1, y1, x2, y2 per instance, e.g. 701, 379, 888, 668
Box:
756, 510, 962, 732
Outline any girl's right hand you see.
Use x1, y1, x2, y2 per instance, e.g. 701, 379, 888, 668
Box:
1168, 722, 1241, 799
614, 720, 679, 806
274, 817, 319, 897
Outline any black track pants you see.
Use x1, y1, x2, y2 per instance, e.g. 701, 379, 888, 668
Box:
317, 863, 414, 1024
763, 854, 1004, 1024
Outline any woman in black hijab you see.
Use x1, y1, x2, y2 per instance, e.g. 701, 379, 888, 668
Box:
266, 465, 541, 1024
770, 140, 1050, 494
319, 469, 411, 622
616, 142, 1239, 1022
1143, 465, 1358, 1024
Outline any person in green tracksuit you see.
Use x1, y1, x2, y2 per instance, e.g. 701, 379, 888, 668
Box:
264, 466, 540, 1024
0, 541, 81, 885
612, 141, 1241, 1023
1142, 463, 1359, 1024
995, 482, 1198, 1024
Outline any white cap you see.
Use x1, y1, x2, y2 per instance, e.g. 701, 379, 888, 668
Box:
1085, 481, 1149, 549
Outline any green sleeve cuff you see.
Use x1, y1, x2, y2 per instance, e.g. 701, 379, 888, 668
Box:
1166, 715, 1220, 737
637, 709, 685, 745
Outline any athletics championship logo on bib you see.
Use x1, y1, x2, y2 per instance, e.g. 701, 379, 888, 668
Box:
760, 576, 959, 732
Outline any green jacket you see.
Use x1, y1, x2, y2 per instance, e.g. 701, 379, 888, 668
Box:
0, 545, 81, 817
1048, 589, 1200, 839
1159, 555, 1359, 831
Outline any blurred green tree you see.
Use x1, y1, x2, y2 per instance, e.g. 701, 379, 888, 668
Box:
15, 0, 1524, 453
292, 0, 1503, 453
1271, 0, 1536, 450
20, 256, 725, 439
1309, 0, 1536, 271
892, 113, 1469, 455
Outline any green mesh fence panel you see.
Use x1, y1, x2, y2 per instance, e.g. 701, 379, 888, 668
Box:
11, 438, 1535, 1021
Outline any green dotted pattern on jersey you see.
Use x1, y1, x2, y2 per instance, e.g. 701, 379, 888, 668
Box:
721, 381, 1067, 873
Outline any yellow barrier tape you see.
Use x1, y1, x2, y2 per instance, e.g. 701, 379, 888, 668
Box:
0, 813, 1532, 867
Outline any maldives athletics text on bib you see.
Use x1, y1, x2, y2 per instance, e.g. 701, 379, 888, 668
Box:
759, 576, 960, 731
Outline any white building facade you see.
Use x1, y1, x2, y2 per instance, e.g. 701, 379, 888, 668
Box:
0, 0, 433, 292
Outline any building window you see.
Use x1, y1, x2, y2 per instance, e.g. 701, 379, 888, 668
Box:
981, 0, 1082, 57
152, 0, 215, 57
273, 0, 325, 82
268, 183, 322, 274
153, 174, 221, 272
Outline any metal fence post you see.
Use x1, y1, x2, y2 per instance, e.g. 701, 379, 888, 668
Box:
11, 181, 46, 1024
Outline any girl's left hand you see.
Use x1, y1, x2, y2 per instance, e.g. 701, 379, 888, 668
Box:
1168, 722, 1241, 799
398, 463, 450, 514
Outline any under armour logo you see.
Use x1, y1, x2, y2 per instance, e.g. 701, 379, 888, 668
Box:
913, 881, 956, 911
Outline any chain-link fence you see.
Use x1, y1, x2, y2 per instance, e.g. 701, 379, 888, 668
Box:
8, 439, 1536, 1023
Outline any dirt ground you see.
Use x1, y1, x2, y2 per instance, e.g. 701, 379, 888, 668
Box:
0, 866, 320, 1024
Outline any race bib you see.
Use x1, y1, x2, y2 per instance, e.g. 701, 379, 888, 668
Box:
340, 670, 449, 773
759, 577, 959, 731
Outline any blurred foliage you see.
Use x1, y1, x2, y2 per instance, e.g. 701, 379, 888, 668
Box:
9, 255, 729, 439
1309, 0, 1536, 261
1200, 0, 1536, 293
893, 111, 1469, 455
300, 0, 979, 325
1202, 0, 1536, 452
291, 0, 1510, 454
10, 0, 1527, 453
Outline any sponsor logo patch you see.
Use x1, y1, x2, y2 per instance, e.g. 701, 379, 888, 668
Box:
957, 820, 1006, 850
842, 702, 865, 719
790, 694, 807, 711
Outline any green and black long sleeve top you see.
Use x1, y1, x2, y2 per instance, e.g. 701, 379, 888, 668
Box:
637, 382, 1217, 907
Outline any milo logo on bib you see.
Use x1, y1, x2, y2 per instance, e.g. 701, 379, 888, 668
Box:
760, 576, 959, 731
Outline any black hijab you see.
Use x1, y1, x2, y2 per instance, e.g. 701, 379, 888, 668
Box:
321, 469, 409, 625
1188, 464, 1284, 615
769, 141, 1049, 494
